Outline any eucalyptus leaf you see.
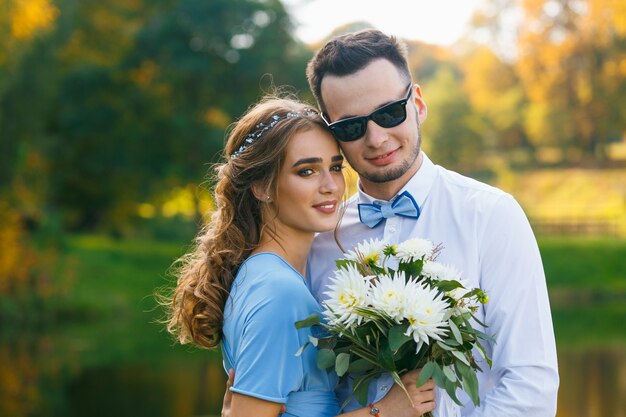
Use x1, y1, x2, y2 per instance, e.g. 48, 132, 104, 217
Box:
451, 349, 471, 366
462, 368, 480, 406
443, 365, 456, 382
417, 361, 436, 387
432, 363, 446, 388
449, 319, 463, 344
348, 358, 376, 373
444, 377, 464, 406
317, 349, 336, 369
336, 352, 351, 377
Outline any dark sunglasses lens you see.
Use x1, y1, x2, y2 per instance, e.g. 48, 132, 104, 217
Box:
333, 119, 366, 142
371, 102, 407, 127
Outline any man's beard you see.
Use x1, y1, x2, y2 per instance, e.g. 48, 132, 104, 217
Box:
353, 119, 421, 184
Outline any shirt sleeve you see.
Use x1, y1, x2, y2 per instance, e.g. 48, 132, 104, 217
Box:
229, 275, 309, 403
470, 194, 559, 416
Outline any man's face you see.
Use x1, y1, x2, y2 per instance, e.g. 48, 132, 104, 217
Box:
320, 59, 427, 198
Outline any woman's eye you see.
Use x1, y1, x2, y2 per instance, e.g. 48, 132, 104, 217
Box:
331, 164, 344, 172
298, 168, 314, 176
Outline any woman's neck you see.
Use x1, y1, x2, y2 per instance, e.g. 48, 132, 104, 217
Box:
252, 229, 314, 277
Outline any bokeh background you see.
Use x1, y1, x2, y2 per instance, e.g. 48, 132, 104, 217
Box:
1, 0, 625, 416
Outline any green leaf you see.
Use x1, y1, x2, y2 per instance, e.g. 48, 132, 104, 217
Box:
336, 352, 351, 377
388, 325, 412, 351
449, 319, 463, 345
353, 372, 378, 406
317, 349, 336, 369
444, 377, 464, 406
462, 368, 480, 406
435, 280, 464, 292
348, 358, 376, 373
432, 363, 446, 388
451, 349, 471, 366
417, 361, 436, 387
295, 342, 309, 357
437, 341, 454, 351
443, 365, 456, 382
377, 339, 396, 371
295, 313, 321, 329
398, 259, 424, 279
336, 259, 357, 270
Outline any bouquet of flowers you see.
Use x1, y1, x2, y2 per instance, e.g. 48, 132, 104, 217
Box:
296, 238, 493, 416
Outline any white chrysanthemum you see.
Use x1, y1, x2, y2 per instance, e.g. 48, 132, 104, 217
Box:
323, 264, 372, 327
421, 261, 462, 281
395, 238, 434, 263
343, 238, 387, 266
369, 271, 408, 323
402, 281, 450, 351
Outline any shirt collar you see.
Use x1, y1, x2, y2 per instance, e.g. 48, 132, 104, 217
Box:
356, 151, 437, 208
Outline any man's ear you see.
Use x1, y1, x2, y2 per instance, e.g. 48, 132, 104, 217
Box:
412, 84, 428, 123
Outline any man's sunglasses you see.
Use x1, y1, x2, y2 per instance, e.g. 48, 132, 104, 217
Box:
322, 82, 413, 142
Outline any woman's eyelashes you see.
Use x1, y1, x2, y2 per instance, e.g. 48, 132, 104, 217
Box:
297, 163, 344, 177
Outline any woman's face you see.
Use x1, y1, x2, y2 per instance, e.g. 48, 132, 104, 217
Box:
272, 125, 345, 235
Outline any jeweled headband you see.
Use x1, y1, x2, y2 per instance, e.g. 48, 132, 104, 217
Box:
230, 109, 319, 159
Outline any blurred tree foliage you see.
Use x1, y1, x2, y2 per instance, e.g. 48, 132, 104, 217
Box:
0, 0, 310, 310
0, 0, 624, 237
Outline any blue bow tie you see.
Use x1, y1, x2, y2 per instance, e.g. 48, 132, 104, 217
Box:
357, 190, 420, 228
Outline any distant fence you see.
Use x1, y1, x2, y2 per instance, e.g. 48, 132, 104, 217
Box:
529, 217, 623, 236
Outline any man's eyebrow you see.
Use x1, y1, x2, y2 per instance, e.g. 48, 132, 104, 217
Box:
292, 155, 344, 167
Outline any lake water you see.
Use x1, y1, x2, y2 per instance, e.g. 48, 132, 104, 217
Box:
1, 322, 624, 417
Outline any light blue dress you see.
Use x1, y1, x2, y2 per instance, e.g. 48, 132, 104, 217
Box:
221, 253, 339, 417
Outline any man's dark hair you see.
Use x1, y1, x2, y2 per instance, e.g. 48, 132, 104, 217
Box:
306, 29, 411, 114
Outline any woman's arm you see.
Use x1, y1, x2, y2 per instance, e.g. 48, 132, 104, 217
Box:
230, 392, 284, 417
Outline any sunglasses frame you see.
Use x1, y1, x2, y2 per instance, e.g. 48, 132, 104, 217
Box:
322, 82, 414, 142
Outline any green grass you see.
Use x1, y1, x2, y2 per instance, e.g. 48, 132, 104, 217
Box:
9, 233, 624, 356
539, 237, 626, 291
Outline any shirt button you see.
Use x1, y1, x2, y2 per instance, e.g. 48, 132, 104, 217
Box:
380, 385, 388, 391
388, 226, 396, 233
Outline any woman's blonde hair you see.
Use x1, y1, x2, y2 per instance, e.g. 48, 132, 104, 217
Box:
162, 95, 326, 349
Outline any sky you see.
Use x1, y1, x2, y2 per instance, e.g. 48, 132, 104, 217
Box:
281, 0, 483, 46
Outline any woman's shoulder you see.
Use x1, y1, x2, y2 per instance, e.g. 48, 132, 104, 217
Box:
234, 253, 307, 295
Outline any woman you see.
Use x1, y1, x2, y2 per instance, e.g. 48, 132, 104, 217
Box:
163, 95, 436, 417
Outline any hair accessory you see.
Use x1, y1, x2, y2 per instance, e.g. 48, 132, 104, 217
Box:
230, 109, 318, 159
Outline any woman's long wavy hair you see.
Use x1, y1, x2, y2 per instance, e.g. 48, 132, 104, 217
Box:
162, 95, 326, 349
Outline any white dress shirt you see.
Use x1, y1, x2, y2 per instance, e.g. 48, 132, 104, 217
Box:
308, 153, 559, 416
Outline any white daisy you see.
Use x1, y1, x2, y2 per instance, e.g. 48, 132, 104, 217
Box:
402, 281, 451, 351
343, 238, 387, 267
395, 238, 434, 263
323, 264, 372, 327
369, 271, 408, 323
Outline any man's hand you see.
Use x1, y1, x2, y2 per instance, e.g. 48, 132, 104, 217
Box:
375, 369, 436, 417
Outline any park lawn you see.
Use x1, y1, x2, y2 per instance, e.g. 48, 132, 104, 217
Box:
57, 233, 626, 349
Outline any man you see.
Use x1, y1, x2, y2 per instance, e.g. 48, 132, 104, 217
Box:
306, 30, 559, 416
